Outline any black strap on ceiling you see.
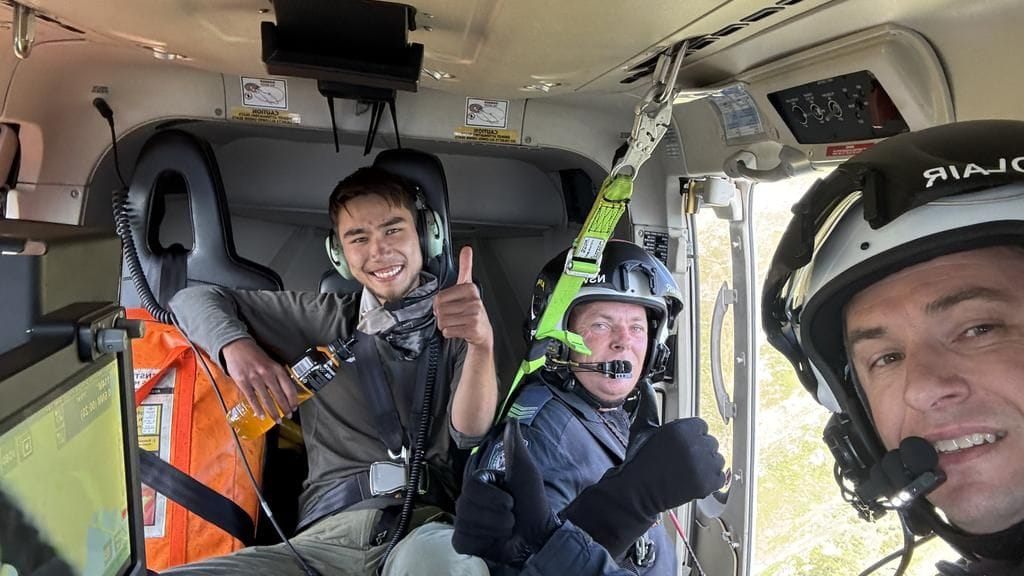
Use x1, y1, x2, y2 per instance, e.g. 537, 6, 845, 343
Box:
138, 448, 255, 546
327, 95, 340, 153
352, 331, 435, 456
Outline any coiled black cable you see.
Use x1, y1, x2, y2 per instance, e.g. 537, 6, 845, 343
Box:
94, 98, 172, 325
380, 334, 439, 566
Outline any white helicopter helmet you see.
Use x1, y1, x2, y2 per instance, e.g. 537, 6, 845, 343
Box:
762, 119, 1024, 561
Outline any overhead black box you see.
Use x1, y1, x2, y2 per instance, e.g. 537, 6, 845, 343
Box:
262, 0, 424, 93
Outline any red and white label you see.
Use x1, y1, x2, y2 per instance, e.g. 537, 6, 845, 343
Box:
826, 142, 875, 158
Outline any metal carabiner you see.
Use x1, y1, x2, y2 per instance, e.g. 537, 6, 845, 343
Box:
608, 40, 689, 180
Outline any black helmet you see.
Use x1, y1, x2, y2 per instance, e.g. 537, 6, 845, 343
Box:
529, 240, 683, 382
762, 119, 1024, 558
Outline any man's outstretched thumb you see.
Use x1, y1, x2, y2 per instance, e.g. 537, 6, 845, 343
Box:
457, 245, 474, 285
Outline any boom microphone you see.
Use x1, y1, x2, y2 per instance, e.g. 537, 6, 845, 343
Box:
571, 359, 633, 379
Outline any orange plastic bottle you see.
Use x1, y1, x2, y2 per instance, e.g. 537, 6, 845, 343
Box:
225, 341, 348, 439
227, 384, 315, 439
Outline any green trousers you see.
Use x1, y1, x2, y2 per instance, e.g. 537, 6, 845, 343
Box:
160, 508, 488, 576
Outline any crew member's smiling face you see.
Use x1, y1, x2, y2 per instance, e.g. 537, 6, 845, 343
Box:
845, 246, 1024, 534
336, 194, 423, 303
569, 301, 649, 403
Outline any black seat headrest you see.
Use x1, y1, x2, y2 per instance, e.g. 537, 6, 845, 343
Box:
122, 130, 282, 307
372, 148, 454, 287
319, 268, 362, 294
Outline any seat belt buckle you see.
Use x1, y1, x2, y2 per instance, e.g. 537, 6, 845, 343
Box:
370, 460, 406, 496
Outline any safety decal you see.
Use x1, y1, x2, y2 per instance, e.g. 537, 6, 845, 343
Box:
465, 97, 509, 128
708, 84, 765, 142
453, 126, 520, 145
640, 229, 670, 266
241, 77, 288, 110
230, 107, 302, 126
135, 367, 175, 539
826, 142, 874, 158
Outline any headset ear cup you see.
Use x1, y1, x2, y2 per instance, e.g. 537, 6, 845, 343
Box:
424, 208, 444, 260
324, 233, 354, 280
648, 342, 670, 379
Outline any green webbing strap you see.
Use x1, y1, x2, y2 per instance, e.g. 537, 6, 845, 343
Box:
494, 175, 634, 422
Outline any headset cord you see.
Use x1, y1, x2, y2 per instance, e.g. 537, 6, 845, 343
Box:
175, 316, 322, 576
858, 515, 934, 576
378, 335, 439, 567
94, 97, 173, 326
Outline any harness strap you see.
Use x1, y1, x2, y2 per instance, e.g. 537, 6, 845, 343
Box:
353, 333, 406, 456
138, 448, 255, 546
352, 330, 439, 456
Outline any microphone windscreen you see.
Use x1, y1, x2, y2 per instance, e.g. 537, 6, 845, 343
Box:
899, 436, 939, 476
880, 450, 908, 487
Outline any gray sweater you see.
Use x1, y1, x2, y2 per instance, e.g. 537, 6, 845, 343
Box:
168, 285, 478, 525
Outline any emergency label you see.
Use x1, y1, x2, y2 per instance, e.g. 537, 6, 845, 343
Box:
453, 126, 520, 144
134, 366, 176, 539
826, 142, 874, 158
230, 106, 302, 126
465, 97, 509, 128
708, 84, 765, 142
641, 230, 670, 266
241, 77, 288, 110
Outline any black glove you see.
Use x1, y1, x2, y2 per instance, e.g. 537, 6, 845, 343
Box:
452, 420, 561, 566
561, 384, 726, 558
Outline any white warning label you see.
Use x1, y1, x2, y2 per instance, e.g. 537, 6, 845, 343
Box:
241, 77, 288, 110
465, 98, 509, 128
708, 84, 765, 142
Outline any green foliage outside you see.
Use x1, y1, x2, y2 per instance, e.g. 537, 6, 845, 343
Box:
693, 175, 960, 576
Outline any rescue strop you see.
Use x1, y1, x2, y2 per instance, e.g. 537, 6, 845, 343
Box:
495, 45, 686, 422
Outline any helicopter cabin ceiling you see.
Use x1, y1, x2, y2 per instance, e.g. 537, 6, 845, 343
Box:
9, 0, 837, 99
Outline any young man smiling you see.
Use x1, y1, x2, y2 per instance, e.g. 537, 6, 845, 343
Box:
763, 120, 1024, 575
164, 165, 497, 576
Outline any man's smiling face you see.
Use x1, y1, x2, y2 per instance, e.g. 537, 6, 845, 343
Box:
845, 246, 1024, 534
336, 193, 423, 303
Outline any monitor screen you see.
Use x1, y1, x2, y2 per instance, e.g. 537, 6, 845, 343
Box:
1, 357, 133, 576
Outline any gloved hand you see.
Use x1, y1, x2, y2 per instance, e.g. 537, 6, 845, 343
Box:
561, 382, 726, 558
452, 419, 561, 566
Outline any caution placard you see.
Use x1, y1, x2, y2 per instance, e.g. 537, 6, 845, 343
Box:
241, 77, 288, 110
230, 106, 301, 126
453, 126, 520, 144
466, 98, 509, 128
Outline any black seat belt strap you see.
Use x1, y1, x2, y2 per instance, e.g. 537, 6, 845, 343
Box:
138, 448, 255, 546
353, 332, 406, 456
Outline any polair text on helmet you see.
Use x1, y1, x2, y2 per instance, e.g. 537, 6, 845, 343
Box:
923, 156, 1024, 189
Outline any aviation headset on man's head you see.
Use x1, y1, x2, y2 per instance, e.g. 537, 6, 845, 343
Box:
324, 183, 445, 281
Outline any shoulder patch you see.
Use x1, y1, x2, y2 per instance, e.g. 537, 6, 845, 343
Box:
506, 384, 554, 426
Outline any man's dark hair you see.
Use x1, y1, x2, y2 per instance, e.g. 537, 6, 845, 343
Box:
328, 167, 418, 227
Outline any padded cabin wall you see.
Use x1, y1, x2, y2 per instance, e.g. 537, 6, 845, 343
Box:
3, 41, 225, 224
211, 138, 567, 230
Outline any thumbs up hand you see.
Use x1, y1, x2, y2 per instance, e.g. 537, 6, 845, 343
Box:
434, 246, 494, 349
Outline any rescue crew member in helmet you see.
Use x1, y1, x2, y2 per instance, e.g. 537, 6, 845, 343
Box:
452, 239, 726, 574
164, 166, 498, 576
762, 120, 1024, 575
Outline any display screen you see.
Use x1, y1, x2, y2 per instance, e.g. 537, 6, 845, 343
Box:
0, 359, 132, 576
